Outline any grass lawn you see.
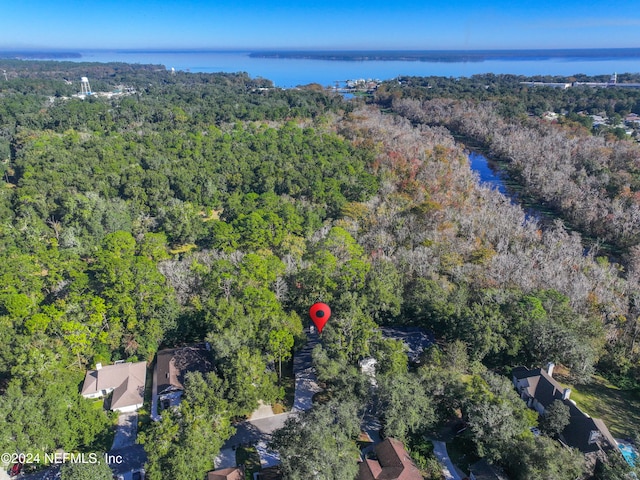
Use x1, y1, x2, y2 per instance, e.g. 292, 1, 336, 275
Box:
556, 372, 640, 438
236, 446, 261, 479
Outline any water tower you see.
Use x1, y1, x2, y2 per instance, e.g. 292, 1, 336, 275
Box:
80, 76, 92, 95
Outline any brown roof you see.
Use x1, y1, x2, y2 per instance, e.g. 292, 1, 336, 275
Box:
156, 344, 213, 396
207, 467, 244, 480
357, 438, 422, 480
81, 362, 146, 410
359, 459, 382, 480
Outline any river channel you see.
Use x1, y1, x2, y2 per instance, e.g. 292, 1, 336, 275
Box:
468, 151, 508, 196
467, 151, 556, 226
468, 150, 619, 259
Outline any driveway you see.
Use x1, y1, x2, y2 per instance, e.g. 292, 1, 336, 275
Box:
223, 412, 292, 449
107, 444, 147, 479
292, 331, 321, 412
111, 412, 139, 450
432, 440, 464, 480
150, 362, 160, 422
219, 412, 291, 469
214, 448, 236, 470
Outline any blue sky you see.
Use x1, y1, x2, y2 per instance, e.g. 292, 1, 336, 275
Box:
3, 0, 640, 50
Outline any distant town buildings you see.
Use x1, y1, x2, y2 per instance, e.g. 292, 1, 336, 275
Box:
521, 73, 640, 90
72, 76, 136, 99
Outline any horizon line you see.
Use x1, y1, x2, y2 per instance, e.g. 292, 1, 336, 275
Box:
2, 46, 640, 53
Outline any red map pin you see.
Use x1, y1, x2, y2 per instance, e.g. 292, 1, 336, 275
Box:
309, 302, 331, 334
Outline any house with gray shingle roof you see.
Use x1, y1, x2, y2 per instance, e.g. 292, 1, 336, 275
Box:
512, 364, 616, 454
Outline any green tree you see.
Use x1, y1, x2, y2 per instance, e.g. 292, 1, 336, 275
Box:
140, 372, 234, 480
268, 329, 294, 382
505, 436, 586, 480
539, 399, 571, 438
376, 371, 436, 442
60, 461, 114, 480
465, 372, 537, 462
224, 346, 279, 414
365, 258, 403, 322
92, 231, 178, 357
0, 374, 111, 460
271, 399, 361, 480
593, 449, 638, 480
321, 292, 380, 365
372, 337, 408, 376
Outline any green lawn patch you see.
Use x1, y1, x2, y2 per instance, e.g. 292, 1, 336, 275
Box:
556, 374, 640, 438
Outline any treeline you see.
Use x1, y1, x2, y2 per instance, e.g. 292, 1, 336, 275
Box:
8, 121, 375, 251
333, 107, 628, 381
376, 80, 640, 385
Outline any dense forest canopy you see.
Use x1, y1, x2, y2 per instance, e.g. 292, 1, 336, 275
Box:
1, 61, 639, 479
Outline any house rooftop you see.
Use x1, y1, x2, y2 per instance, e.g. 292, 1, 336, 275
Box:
207, 466, 244, 480
81, 361, 146, 411
156, 343, 213, 396
358, 437, 422, 480
381, 327, 433, 362
512, 367, 617, 453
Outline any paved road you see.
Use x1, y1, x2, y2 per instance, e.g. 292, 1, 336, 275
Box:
432, 441, 464, 480
217, 413, 291, 469
224, 413, 292, 449
18, 444, 147, 480
20, 465, 60, 480
108, 444, 147, 479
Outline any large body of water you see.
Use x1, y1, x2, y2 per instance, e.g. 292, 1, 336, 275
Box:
59, 49, 640, 88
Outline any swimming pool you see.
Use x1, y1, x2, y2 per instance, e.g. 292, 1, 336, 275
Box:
618, 441, 638, 467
